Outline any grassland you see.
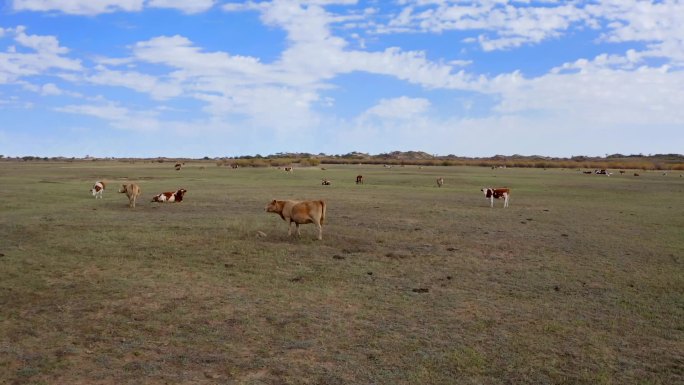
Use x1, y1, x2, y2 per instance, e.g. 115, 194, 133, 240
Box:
1, 161, 682, 385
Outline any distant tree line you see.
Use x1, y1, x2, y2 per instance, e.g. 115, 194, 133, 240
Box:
3, 152, 683, 170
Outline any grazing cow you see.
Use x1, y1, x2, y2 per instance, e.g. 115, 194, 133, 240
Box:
284, 167, 293, 173
436, 177, 444, 188
619, 170, 626, 174
321, 179, 331, 185
634, 173, 640, 176
356, 175, 364, 184
90, 181, 106, 199
118, 183, 141, 208
481, 188, 510, 208
152, 188, 187, 203
265, 199, 326, 240
174, 163, 182, 171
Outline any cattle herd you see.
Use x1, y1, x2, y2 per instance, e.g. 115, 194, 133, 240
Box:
90, 167, 520, 240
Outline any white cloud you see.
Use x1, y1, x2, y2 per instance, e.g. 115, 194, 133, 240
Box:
382, 0, 684, 60
12, 0, 144, 15
85, 67, 183, 100
41, 82, 62, 95
147, 0, 216, 14
12, 0, 219, 15
586, 0, 684, 64
490, 62, 684, 126
0, 27, 82, 84
14, 26, 68, 54
381, 1, 588, 50
362, 96, 430, 120
56, 101, 161, 131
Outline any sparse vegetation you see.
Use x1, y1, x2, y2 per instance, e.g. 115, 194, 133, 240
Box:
0, 161, 682, 384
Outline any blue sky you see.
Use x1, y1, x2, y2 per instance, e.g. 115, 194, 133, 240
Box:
1, 0, 683, 158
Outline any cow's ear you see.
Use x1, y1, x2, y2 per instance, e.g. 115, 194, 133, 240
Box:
271, 199, 276, 203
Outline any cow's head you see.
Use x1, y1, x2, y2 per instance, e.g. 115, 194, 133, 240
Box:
175, 189, 187, 200
265, 199, 283, 213
481, 188, 493, 198
118, 184, 128, 194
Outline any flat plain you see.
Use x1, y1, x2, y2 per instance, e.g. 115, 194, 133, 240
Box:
1, 161, 682, 385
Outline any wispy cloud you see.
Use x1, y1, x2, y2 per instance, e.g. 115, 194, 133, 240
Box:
0, 26, 81, 84
12, 0, 144, 15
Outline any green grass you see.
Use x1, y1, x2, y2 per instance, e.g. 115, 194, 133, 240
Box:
1, 161, 683, 384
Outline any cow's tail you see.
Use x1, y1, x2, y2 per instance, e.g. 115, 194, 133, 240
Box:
319, 200, 326, 225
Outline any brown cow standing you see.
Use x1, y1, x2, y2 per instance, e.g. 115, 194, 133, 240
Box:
356, 175, 364, 184
119, 183, 141, 208
265, 199, 326, 240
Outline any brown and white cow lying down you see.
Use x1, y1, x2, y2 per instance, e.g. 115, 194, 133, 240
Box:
481, 187, 510, 208
90, 181, 106, 199
119, 183, 141, 208
152, 188, 187, 203
265, 199, 326, 240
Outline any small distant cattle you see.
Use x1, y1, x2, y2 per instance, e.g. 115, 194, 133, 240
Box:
152, 188, 187, 203
284, 167, 293, 173
356, 175, 364, 184
595, 169, 609, 175
583, 171, 593, 174
436, 177, 444, 188
619, 170, 626, 174
174, 163, 182, 171
321, 179, 331, 185
231, 164, 239, 169
481, 187, 510, 208
90, 181, 106, 199
265, 199, 326, 240
118, 183, 141, 208
383, 165, 392, 169
634, 173, 640, 176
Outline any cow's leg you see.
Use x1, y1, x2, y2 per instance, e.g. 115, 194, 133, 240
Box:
490, 197, 494, 208
504, 194, 509, 208
315, 220, 323, 240
288, 221, 294, 236
296, 223, 301, 236
132, 195, 136, 208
